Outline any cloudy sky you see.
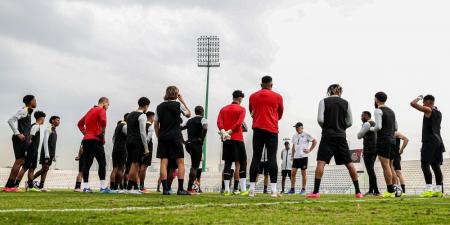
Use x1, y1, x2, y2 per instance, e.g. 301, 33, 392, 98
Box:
1, 0, 449, 170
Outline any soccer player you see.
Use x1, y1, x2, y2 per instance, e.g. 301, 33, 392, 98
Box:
155, 86, 191, 195
110, 113, 128, 191
370, 92, 397, 198
391, 131, 409, 195
77, 97, 110, 193
280, 141, 292, 194
410, 95, 445, 197
290, 122, 317, 195
217, 90, 248, 196
249, 76, 284, 198
307, 84, 362, 199
183, 106, 208, 194
126, 97, 151, 194
74, 144, 85, 192
33, 115, 61, 192
16, 111, 46, 192
357, 111, 380, 196
139, 111, 155, 193
3, 95, 36, 192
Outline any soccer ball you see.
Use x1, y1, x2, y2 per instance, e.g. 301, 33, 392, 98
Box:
394, 185, 403, 197
192, 181, 200, 193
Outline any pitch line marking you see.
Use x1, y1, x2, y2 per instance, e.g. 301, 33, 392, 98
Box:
0, 197, 440, 213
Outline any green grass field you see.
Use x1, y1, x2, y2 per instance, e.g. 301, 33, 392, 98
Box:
0, 191, 449, 225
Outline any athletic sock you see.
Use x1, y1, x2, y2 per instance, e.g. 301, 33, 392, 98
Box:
426, 184, 433, 191
387, 185, 394, 193
221, 181, 225, 191
401, 184, 406, 193
313, 179, 321, 194
353, 180, 361, 194
178, 179, 184, 191
436, 185, 443, 193
161, 180, 168, 192
100, 180, 106, 189
249, 182, 255, 192
75, 182, 81, 189
270, 183, 277, 194
263, 185, 268, 193
6, 179, 14, 188
224, 180, 230, 192
240, 178, 247, 192
27, 180, 34, 188
14, 179, 21, 187
134, 182, 139, 190
127, 181, 135, 190
140, 182, 145, 190
234, 180, 239, 191
39, 181, 44, 189
110, 182, 115, 190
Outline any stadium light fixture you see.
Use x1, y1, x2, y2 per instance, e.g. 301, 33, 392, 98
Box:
197, 35, 220, 172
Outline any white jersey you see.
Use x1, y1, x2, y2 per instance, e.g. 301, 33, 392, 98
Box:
292, 132, 314, 159
280, 148, 293, 170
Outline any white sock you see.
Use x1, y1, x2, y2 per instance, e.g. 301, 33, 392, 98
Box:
426, 184, 433, 191
224, 180, 230, 192
271, 183, 277, 193
250, 182, 255, 192
100, 180, 106, 189
83, 182, 89, 189
436, 185, 442, 192
240, 178, 247, 192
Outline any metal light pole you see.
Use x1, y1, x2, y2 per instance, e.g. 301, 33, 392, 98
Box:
197, 36, 220, 172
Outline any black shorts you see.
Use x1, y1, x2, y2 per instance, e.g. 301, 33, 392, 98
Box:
421, 142, 444, 165
393, 152, 402, 170
186, 142, 202, 169
317, 137, 352, 165
112, 150, 127, 168
157, 138, 184, 159
24, 148, 38, 169
78, 154, 86, 173
292, 158, 308, 170
258, 161, 269, 175
222, 140, 247, 162
376, 142, 393, 160
12, 135, 27, 160
281, 170, 291, 178
39, 151, 55, 166
126, 139, 144, 163
141, 141, 153, 166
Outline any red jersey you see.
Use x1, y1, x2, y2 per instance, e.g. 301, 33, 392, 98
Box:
217, 103, 246, 141
249, 88, 284, 133
78, 106, 107, 143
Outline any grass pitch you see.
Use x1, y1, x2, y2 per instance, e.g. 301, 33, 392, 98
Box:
0, 191, 449, 225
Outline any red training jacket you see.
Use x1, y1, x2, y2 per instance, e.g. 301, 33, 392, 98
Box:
217, 103, 246, 141
249, 88, 284, 134
78, 106, 107, 143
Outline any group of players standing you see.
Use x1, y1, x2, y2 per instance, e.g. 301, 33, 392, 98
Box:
2, 76, 445, 198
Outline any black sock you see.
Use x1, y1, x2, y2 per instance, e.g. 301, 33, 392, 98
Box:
353, 180, 361, 194
221, 181, 225, 190
134, 182, 139, 190
27, 180, 33, 188
140, 182, 145, 190
14, 179, 21, 187
264, 185, 268, 192
313, 179, 321, 194
234, 180, 239, 191
187, 180, 194, 191
75, 182, 81, 189
401, 184, 405, 193
178, 179, 184, 191
161, 180, 168, 192
6, 179, 14, 188
39, 181, 44, 189
387, 185, 394, 193
127, 181, 135, 190
110, 182, 115, 190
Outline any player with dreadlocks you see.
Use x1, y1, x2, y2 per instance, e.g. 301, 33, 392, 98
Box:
307, 84, 362, 198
